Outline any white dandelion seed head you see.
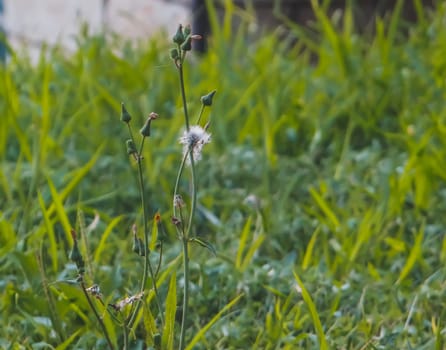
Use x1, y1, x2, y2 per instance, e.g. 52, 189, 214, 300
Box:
179, 125, 211, 164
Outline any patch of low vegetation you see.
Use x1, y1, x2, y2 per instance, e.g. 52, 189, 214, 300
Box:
0, 1, 445, 349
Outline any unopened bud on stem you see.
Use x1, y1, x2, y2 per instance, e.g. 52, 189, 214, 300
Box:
201, 90, 217, 106
173, 24, 185, 45
120, 102, 132, 123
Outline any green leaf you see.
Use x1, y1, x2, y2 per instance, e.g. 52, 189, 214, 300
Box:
302, 226, 320, 270
185, 293, 244, 350
162, 271, 177, 350
235, 216, 252, 269
309, 187, 340, 230
37, 191, 58, 272
189, 237, 217, 256
55, 329, 82, 350
397, 222, 425, 284
47, 177, 72, 245
293, 271, 328, 350
93, 215, 124, 265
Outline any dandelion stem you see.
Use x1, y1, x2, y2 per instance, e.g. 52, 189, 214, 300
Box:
179, 235, 190, 350
173, 151, 189, 218
179, 150, 197, 350
178, 58, 190, 131
186, 151, 197, 236
176, 51, 198, 350
196, 104, 205, 125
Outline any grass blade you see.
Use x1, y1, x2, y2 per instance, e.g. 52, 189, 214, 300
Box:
185, 293, 244, 350
162, 271, 177, 350
397, 222, 425, 284
235, 216, 252, 270
293, 271, 328, 350
47, 144, 104, 217
93, 215, 124, 266
47, 177, 73, 245
309, 187, 340, 230
302, 226, 321, 270
55, 329, 82, 350
37, 191, 58, 272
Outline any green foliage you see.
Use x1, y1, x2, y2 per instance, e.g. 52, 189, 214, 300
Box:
1, 1, 446, 349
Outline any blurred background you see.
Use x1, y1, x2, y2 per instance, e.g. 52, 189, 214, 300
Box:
0, 0, 435, 61
0, 0, 189, 60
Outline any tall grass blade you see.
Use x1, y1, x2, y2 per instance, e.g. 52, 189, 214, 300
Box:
311, 0, 347, 75
397, 222, 425, 284
309, 187, 340, 230
185, 293, 244, 350
162, 271, 176, 350
293, 271, 328, 350
47, 144, 104, 217
235, 216, 252, 270
47, 177, 73, 244
241, 233, 265, 271
93, 215, 123, 266
55, 329, 82, 350
302, 226, 321, 270
37, 191, 58, 271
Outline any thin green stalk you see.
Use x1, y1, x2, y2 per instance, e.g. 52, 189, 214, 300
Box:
127, 135, 164, 330
178, 236, 190, 350
173, 151, 189, 218
186, 152, 197, 234
176, 49, 198, 347
178, 54, 190, 131
123, 324, 129, 350
196, 105, 205, 125
80, 278, 115, 350
179, 150, 197, 350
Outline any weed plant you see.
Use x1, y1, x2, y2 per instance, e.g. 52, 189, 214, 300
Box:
0, 0, 446, 349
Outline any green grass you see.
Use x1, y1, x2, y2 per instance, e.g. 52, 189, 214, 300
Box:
1, 1, 446, 349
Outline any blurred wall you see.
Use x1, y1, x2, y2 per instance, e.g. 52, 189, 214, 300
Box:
3, 0, 188, 56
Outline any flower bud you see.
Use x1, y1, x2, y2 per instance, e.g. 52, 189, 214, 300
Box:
184, 24, 191, 36
171, 216, 182, 227
120, 102, 132, 123
155, 213, 165, 242
172, 24, 185, 45
140, 119, 152, 137
69, 229, 85, 274
132, 225, 146, 256
201, 90, 217, 106
148, 112, 159, 120
132, 236, 146, 256
126, 139, 137, 155
181, 35, 192, 51
170, 48, 179, 60
173, 194, 185, 208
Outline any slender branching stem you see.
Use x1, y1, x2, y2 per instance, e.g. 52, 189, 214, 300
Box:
186, 152, 197, 235
123, 324, 129, 350
178, 150, 197, 350
80, 277, 115, 350
176, 48, 198, 349
173, 151, 189, 218
178, 235, 190, 350
178, 52, 190, 131
196, 105, 205, 125
126, 135, 164, 331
